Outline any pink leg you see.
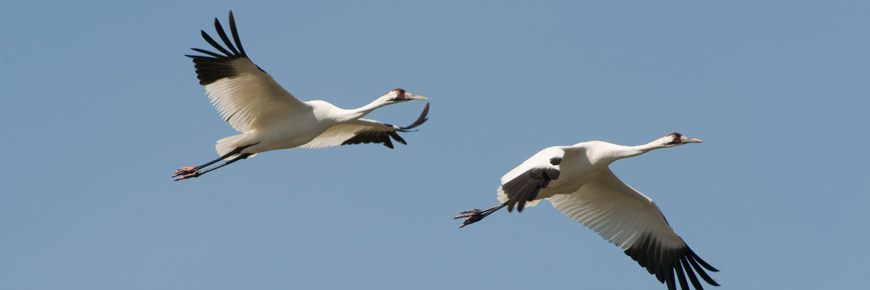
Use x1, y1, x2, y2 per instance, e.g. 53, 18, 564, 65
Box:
172, 144, 256, 181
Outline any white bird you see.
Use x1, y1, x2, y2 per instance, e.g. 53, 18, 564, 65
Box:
455, 133, 718, 290
173, 11, 429, 181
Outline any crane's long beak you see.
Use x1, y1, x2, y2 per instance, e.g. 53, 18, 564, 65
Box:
404, 93, 428, 101
682, 136, 703, 143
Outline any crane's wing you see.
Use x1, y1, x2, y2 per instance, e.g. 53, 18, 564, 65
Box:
186, 11, 310, 133
298, 103, 429, 149
547, 168, 718, 290
497, 147, 565, 212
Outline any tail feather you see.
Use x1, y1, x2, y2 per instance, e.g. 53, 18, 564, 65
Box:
215, 134, 258, 159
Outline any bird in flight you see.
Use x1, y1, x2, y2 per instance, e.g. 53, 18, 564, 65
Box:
456, 133, 718, 290
174, 11, 429, 181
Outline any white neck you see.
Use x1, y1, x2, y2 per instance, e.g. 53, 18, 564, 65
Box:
622, 137, 673, 157
329, 96, 394, 123
585, 136, 674, 166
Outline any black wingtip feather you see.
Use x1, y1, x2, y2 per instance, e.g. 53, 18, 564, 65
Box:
341, 103, 428, 148
188, 48, 224, 58
681, 256, 705, 290
625, 234, 719, 290
200, 30, 232, 56
388, 131, 407, 145
378, 133, 393, 149
688, 248, 719, 272
187, 12, 254, 86
665, 269, 676, 290
687, 254, 720, 286
399, 103, 429, 132
228, 11, 247, 57
214, 16, 240, 56
675, 259, 689, 290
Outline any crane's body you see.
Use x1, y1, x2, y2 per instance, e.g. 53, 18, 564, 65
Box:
497, 139, 670, 209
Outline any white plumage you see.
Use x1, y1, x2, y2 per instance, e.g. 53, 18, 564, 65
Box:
173, 11, 429, 181
456, 133, 718, 290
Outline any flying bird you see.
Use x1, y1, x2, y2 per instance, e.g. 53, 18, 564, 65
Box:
174, 11, 429, 181
455, 133, 718, 290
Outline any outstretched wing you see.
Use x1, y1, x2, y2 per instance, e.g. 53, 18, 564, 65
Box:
298, 103, 429, 149
548, 168, 719, 290
497, 147, 565, 212
186, 11, 310, 133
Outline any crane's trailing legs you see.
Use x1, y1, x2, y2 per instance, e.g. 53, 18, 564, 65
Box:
173, 144, 256, 181
454, 202, 508, 228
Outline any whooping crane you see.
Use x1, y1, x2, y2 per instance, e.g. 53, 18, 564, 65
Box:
174, 11, 429, 181
455, 133, 718, 290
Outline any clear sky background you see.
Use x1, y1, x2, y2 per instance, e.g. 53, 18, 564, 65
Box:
2, 1, 868, 289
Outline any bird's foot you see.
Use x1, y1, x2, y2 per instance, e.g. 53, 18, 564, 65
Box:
174, 171, 201, 181
454, 209, 486, 228
173, 166, 201, 181
173, 166, 196, 177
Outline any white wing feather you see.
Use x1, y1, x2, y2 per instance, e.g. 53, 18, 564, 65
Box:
204, 58, 310, 133
548, 168, 686, 250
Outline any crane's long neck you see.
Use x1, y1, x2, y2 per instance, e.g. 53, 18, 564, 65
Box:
599, 138, 672, 164
623, 140, 668, 157
337, 97, 393, 123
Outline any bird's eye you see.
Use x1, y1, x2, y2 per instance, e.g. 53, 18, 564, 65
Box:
391, 89, 406, 100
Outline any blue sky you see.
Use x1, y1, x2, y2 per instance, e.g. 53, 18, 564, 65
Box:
1, 1, 868, 289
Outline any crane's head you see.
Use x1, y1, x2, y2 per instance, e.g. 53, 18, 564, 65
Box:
662, 132, 703, 147
385, 88, 428, 103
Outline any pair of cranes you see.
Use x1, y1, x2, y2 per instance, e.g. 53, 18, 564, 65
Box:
175, 11, 719, 290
